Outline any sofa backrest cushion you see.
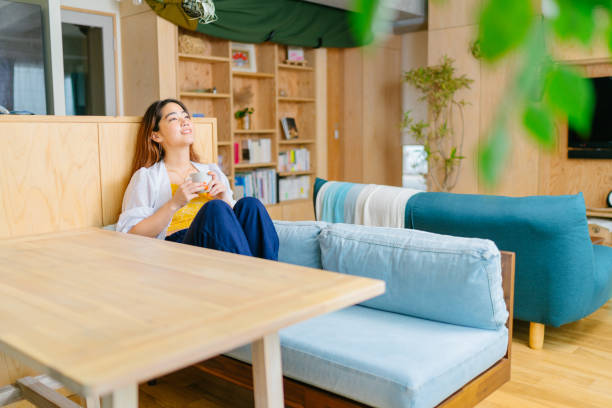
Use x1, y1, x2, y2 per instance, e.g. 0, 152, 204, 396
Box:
406, 192, 594, 326
319, 223, 508, 330
273, 220, 327, 269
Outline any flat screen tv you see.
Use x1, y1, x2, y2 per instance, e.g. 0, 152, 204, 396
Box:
568, 76, 612, 159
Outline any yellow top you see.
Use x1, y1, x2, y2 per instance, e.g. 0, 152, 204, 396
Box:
167, 184, 213, 235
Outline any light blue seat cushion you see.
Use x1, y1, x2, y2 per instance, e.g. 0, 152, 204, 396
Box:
319, 223, 508, 330
273, 220, 327, 269
102, 224, 116, 231
227, 305, 508, 408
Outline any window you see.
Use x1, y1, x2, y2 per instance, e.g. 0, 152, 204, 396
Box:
0, 0, 49, 114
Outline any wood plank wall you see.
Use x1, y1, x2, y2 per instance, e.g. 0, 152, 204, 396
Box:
428, 0, 612, 206
332, 36, 403, 187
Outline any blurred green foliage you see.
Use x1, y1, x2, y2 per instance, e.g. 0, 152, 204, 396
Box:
352, 0, 608, 187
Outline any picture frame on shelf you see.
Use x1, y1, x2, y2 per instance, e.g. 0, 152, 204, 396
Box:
281, 117, 299, 140
231, 42, 257, 72
287, 46, 305, 62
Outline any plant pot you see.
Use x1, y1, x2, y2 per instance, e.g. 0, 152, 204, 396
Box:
241, 114, 251, 130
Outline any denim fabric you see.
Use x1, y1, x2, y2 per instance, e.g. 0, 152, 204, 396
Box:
273, 220, 327, 268
319, 223, 508, 330
227, 305, 508, 408
166, 197, 278, 260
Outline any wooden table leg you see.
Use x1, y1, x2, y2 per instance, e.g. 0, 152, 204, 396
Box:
100, 384, 138, 408
252, 333, 284, 408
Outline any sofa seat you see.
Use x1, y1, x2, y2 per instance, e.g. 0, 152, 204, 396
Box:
227, 305, 508, 408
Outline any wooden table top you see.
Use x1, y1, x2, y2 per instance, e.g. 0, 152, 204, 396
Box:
0, 228, 384, 397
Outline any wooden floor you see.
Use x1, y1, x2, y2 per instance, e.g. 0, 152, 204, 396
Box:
8, 300, 611, 408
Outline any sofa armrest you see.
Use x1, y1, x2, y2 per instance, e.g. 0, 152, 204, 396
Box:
501, 251, 515, 359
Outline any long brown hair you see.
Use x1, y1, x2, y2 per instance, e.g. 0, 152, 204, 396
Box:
130, 99, 201, 175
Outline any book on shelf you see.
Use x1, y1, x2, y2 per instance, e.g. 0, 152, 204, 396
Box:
278, 148, 310, 172
237, 138, 272, 163
278, 175, 311, 202
234, 168, 277, 205
280, 117, 298, 140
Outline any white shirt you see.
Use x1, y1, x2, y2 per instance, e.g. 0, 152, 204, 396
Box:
116, 160, 235, 239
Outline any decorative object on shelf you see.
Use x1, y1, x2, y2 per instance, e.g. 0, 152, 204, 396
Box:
608, 190, 612, 207
279, 89, 288, 97
287, 46, 305, 63
192, 113, 205, 118
182, 0, 218, 25
231, 43, 257, 72
281, 117, 299, 140
402, 56, 473, 192
178, 32, 208, 54
235, 107, 254, 130
192, 87, 217, 94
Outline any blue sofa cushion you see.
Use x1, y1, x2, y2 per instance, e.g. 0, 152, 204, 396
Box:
319, 223, 508, 330
406, 192, 600, 327
273, 220, 327, 269
227, 305, 508, 408
593, 244, 612, 310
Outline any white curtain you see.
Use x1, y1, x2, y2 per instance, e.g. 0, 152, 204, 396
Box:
12, 63, 46, 114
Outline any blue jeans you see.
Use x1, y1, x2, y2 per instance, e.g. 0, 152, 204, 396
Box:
165, 197, 279, 260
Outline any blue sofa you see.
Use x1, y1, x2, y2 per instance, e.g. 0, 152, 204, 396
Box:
313, 178, 612, 349
199, 221, 514, 408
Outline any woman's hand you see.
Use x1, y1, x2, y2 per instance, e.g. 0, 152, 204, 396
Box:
206, 171, 227, 200
170, 179, 205, 210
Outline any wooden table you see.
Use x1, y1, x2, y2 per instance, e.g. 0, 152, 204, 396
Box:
0, 228, 384, 407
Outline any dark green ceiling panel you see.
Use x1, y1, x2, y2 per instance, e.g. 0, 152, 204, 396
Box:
145, 0, 373, 48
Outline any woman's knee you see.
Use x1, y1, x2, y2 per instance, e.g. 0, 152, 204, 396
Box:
234, 196, 265, 212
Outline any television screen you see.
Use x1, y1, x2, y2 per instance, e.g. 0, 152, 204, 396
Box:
568, 77, 612, 156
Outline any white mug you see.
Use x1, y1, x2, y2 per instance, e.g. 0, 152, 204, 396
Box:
188, 171, 212, 193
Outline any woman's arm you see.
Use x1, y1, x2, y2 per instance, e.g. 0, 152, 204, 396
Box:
128, 179, 204, 238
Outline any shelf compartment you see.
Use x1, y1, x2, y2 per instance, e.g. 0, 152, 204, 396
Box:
233, 71, 274, 79
235, 162, 277, 169
234, 129, 276, 135
278, 63, 314, 71
278, 171, 313, 177
279, 139, 315, 145
180, 92, 231, 99
278, 97, 315, 103
178, 53, 230, 63
233, 75, 276, 129
179, 29, 230, 58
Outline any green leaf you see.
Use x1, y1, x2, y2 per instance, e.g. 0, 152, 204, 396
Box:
478, 125, 510, 188
478, 0, 535, 61
544, 66, 594, 135
523, 103, 556, 148
349, 0, 380, 45
552, 0, 596, 45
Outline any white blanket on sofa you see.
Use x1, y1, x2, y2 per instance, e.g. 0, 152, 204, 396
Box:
360, 185, 421, 228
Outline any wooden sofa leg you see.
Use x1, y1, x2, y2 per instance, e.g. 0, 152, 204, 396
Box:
529, 322, 545, 350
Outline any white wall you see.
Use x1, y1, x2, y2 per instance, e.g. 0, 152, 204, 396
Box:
400, 30, 428, 145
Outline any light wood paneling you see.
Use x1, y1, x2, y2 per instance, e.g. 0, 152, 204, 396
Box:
428, 25, 481, 194
281, 199, 315, 221
343, 48, 364, 182
121, 11, 159, 116
479, 59, 542, 196
0, 122, 101, 238
315, 48, 327, 180
428, 0, 482, 31
551, 36, 612, 64
327, 48, 344, 181
363, 35, 402, 186
156, 17, 178, 100
540, 121, 612, 207
99, 122, 140, 226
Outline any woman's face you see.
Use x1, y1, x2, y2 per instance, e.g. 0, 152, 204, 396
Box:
154, 102, 194, 149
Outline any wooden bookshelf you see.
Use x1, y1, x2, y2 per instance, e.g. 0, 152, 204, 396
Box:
173, 29, 317, 218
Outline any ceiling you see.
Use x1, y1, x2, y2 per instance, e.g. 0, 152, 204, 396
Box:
302, 0, 427, 33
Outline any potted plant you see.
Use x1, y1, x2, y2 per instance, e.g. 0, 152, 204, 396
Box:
235, 107, 254, 130
402, 56, 473, 192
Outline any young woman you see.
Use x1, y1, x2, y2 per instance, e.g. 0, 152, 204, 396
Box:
116, 99, 279, 260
